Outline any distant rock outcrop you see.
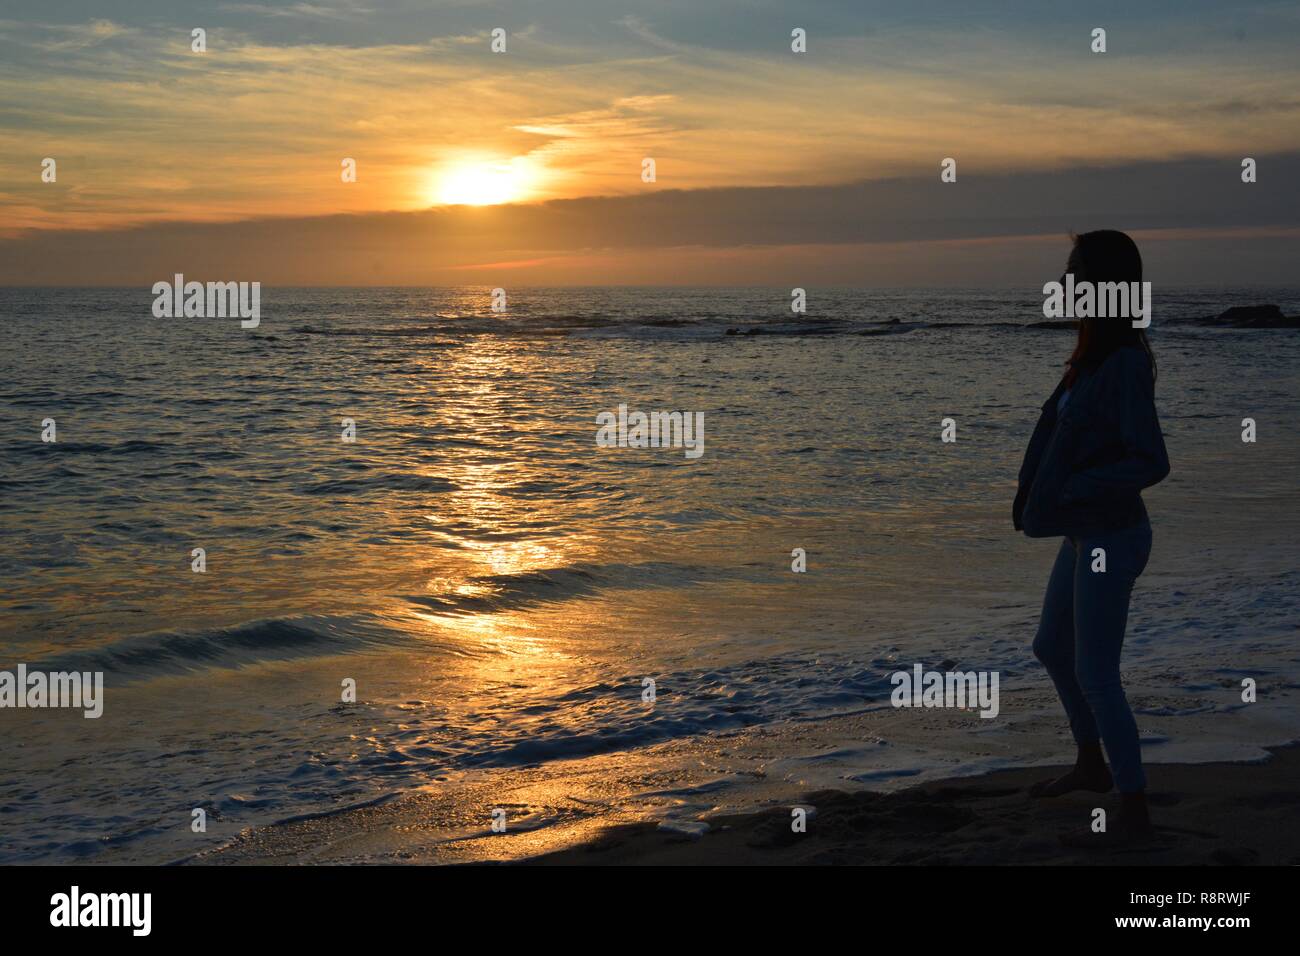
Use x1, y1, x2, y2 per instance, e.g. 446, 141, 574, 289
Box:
1184, 304, 1300, 328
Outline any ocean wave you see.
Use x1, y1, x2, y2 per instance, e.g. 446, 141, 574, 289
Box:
400, 560, 735, 615
401, 653, 903, 773
300, 473, 459, 496
275, 309, 1300, 343
5, 439, 168, 457
23, 616, 414, 681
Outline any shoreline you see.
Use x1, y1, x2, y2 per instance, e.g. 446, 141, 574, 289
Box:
192, 742, 1300, 866
528, 745, 1300, 866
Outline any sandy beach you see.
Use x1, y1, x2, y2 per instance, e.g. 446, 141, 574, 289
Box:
533, 747, 1300, 866
190, 743, 1300, 866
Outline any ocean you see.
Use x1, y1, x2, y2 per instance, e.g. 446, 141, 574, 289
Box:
2, 286, 1298, 863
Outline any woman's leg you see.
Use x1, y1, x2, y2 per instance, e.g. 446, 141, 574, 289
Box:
1030, 538, 1111, 796
1033, 537, 1101, 744
1071, 522, 1152, 794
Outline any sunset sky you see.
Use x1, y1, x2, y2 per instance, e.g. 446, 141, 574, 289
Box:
2, 0, 1299, 285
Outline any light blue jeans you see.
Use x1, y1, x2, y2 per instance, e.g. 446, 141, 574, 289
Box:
1032, 520, 1152, 792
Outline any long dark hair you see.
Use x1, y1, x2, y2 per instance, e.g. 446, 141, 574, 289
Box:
1062, 230, 1156, 388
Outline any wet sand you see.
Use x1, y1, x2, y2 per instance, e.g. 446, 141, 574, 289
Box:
194, 744, 1300, 866
530, 745, 1300, 865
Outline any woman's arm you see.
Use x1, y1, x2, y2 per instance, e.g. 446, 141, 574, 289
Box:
1061, 348, 1170, 503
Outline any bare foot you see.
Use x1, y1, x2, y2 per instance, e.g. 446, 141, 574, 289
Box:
1029, 765, 1113, 798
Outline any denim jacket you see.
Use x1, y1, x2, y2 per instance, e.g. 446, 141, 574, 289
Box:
1013, 346, 1170, 538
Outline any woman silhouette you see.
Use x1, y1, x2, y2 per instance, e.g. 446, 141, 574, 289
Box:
1013, 230, 1170, 846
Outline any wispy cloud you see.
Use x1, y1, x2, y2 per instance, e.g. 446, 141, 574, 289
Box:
1, 2, 1298, 239
219, 2, 373, 22
0, 17, 134, 52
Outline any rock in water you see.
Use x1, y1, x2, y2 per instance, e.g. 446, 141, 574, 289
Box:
1211, 305, 1297, 328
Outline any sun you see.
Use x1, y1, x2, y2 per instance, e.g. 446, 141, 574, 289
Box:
430, 157, 535, 206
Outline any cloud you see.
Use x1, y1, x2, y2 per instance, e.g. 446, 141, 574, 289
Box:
1, 2, 1298, 237
220, 3, 373, 21
0, 17, 135, 52
2, 154, 1296, 285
